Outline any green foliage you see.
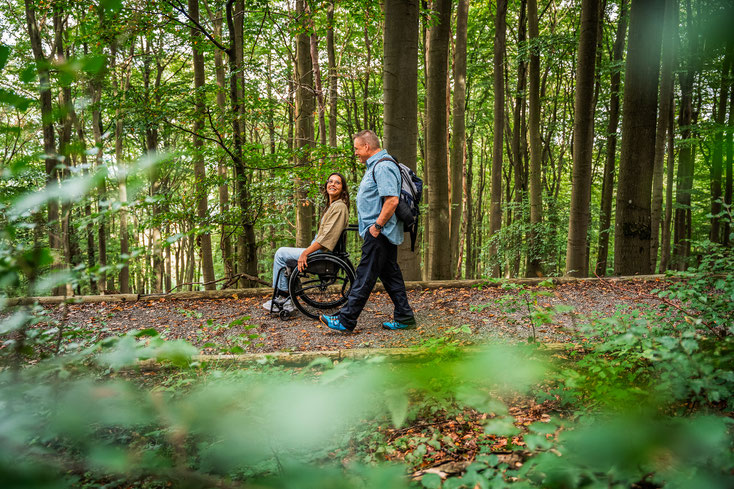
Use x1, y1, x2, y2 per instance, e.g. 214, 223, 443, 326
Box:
551, 242, 734, 412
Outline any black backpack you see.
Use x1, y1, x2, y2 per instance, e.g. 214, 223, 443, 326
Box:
372, 156, 423, 251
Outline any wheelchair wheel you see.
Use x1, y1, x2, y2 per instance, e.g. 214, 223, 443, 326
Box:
288, 254, 355, 319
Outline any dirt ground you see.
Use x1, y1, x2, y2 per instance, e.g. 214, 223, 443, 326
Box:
41, 279, 669, 355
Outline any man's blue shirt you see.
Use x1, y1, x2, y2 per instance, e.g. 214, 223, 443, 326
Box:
356, 149, 404, 245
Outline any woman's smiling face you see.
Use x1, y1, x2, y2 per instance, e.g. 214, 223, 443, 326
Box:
326, 174, 343, 201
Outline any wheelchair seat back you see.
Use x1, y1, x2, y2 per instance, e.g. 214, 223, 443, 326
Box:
332, 224, 359, 255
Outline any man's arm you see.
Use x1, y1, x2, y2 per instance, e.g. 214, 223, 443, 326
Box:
369, 196, 399, 237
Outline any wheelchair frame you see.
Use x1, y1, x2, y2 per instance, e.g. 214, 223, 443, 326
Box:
269, 224, 358, 320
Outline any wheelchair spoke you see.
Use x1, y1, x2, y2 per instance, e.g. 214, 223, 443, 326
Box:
288, 256, 355, 319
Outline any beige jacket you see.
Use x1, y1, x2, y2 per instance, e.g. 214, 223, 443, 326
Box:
315, 200, 349, 251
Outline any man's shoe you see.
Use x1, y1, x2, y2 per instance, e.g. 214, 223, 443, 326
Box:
319, 314, 352, 333
382, 320, 416, 330
262, 299, 279, 312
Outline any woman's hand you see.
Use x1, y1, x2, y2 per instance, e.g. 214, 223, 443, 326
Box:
297, 250, 309, 271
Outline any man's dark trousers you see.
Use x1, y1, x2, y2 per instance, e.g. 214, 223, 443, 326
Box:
337, 232, 414, 331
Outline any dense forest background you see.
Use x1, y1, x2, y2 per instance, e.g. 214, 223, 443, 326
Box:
1, 0, 732, 296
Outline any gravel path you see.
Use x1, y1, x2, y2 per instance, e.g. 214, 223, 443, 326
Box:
43, 280, 668, 354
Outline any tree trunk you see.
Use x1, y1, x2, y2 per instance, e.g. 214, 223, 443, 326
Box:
143, 39, 165, 293
660, 102, 675, 269
725, 58, 734, 247
565, 0, 600, 277
511, 0, 527, 277
308, 5, 327, 147
490, 0, 507, 278
595, 0, 628, 276
525, 0, 544, 277
710, 44, 732, 243
327, 1, 338, 147
189, 0, 215, 290
110, 42, 134, 294
614, 0, 665, 275
673, 0, 697, 269
295, 0, 315, 248
384, 0, 421, 280
209, 6, 234, 284
24, 0, 62, 275
650, 0, 677, 272
449, 0, 469, 278
465, 134, 475, 278
425, 0, 453, 280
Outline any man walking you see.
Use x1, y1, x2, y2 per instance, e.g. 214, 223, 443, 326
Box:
319, 130, 416, 332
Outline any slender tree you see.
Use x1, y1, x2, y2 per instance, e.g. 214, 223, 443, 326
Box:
24, 0, 62, 277
490, 0, 508, 278
295, 0, 315, 248
650, 0, 677, 272
511, 0, 527, 277
189, 0, 215, 289
710, 47, 732, 243
673, 0, 698, 269
725, 47, 734, 246
565, 0, 600, 277
450, 0, 469, 278
526, 0, 544, 277
595, 0, 628, 276
327, 1, 338, 147
425, 0, 452, 280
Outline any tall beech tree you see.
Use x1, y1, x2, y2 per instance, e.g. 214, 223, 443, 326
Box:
294, 0, 315, 248
725, 54, 734, 246
526, 0, 543, 277
425, 0, 452, 280
710, 47, 732, 243
595, 0, 628, 276
650, 0, 677, 272
565, 0, 600, 277
673, 0, 698, 269
189, 0, 215, 290
614, 0, 665, 275
450, 0, 469, 278
24, 0, 62, 278
384, 0, 421, 281
510, 0, 527, 277
490, 0, 507, 278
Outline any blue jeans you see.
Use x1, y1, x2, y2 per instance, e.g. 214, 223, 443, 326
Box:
337, 232, 414, 330
272, 247, 305, 290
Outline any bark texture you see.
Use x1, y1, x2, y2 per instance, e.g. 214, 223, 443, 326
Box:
565, 0, 600, 277
490, 0, 508, 278
450, 0, 469, 278
595, 0, 628, 276
425, 0, 453, 279
614, 0, 665, 275
384, 0, 421, 280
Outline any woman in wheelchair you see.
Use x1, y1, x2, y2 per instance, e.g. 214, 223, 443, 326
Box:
263, 172, 350, 314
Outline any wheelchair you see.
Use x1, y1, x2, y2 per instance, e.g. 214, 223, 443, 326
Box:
269, 224, 357, 320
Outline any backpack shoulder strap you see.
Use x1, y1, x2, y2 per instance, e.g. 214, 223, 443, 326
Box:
371, 156, 401, 185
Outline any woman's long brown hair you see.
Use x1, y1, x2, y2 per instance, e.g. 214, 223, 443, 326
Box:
322, 172, 350, 211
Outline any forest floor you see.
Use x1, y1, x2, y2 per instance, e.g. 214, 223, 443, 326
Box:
43, 279, 670, 355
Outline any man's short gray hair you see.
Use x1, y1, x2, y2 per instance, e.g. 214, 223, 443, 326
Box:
353, 130, 381, 150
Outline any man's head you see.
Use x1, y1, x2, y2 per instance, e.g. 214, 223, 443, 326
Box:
353, 130, 381, 164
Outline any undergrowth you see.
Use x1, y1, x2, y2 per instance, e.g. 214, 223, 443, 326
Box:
2, 240, 734, 488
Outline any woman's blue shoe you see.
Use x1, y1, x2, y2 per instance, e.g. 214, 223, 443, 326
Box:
382, 320, 416, 330
319, 314, 352, 333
